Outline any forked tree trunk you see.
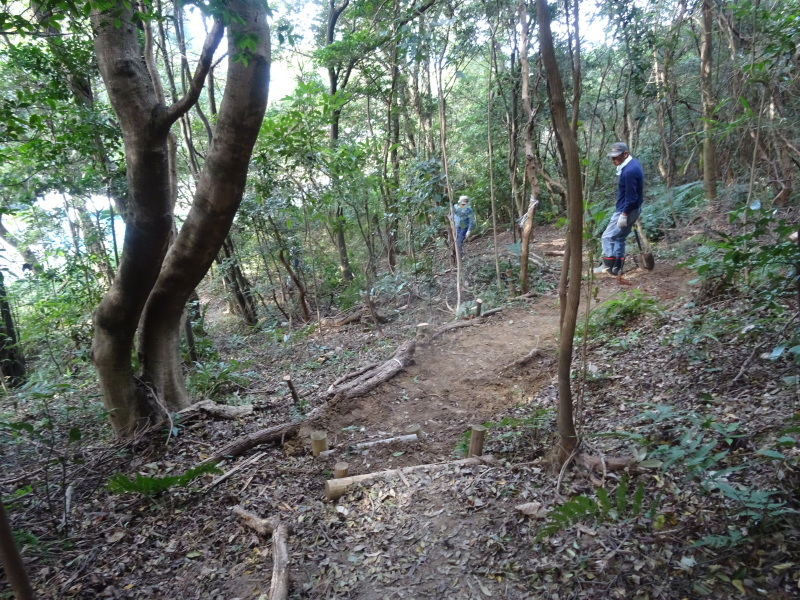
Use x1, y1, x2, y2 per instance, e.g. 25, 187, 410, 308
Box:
537, 0, 582, 464
91, 0, 269, 435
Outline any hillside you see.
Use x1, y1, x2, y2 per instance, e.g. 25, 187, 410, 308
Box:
1, 227, 798, 600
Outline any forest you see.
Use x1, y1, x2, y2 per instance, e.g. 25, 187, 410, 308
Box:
0, 0, 799, 597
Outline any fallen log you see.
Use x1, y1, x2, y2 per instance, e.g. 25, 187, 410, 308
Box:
320, 308, 365, 328
199, 398, 333, 466
177, 400, 253, 421
326, 339, 416, 399
200, 341, 415, 465
325, 455, 496, 501
326, 361, 381, 393
232, 506, 290, 600
510, 291, 539, 301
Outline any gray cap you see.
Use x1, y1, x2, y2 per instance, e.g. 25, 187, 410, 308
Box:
607, 142, 628, 158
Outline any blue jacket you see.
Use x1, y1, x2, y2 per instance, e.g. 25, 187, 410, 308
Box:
453, 205, 474, 231
616, 157, 644, 214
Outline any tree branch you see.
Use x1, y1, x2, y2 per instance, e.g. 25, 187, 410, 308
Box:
163, 19, 224, 128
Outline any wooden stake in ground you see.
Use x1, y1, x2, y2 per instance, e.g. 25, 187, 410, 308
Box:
311, 431, 329, 456
283, 375, 300, 405
468, 425, 486, 457
334, 462, 349, 478
325, 456, 495, 501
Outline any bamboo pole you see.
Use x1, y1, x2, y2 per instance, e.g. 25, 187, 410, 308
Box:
405, 423, 425, 441
325, 456, 494, 500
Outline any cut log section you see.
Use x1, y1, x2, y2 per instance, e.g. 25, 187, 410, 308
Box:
468, 425, 486, 457
325, 456, 496, 501
232, 506, 290, 600
577, 453, 633, 473
311, 431, 329, 456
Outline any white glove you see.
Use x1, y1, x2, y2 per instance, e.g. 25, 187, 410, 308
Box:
617, 213, 628, 228
465, 230, 471, 240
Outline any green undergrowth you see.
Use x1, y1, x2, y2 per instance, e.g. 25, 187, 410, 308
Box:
580, 289, 662, 343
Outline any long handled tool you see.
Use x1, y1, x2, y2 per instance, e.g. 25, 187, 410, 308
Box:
633, 221, 655, 270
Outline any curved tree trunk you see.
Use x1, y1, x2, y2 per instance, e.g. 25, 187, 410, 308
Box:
537, 0, 582, 464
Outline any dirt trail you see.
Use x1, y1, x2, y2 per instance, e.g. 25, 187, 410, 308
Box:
318, 232, 691, 473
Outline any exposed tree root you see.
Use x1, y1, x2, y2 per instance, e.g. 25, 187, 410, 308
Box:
424, 308, 504, 344
499, 347, 541, 372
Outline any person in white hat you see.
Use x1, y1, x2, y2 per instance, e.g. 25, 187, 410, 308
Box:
594, 142, 644, 276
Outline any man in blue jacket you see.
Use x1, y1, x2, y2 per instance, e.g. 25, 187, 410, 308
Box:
595, 142, 644, 276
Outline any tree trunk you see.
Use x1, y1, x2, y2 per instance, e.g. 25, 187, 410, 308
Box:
0, 271, 25, 388
537, 0, 582, 464
326, 0, 355, 284
700, 0, 717, 200
91, 0, 269, 435
518, 0, 542, 295
217, 236, 259, 326
0, 500, 35, 600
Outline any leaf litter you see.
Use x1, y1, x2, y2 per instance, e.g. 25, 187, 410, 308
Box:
1, 228, 799, 599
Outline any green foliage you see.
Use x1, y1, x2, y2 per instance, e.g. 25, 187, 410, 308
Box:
582, 290, 661, 341
454, 411, 552, 456
107, 463, 221, 497
188, 360, 249, 399
687, 204, 800, 309
631, 405, 796, 547
535, 474, 650, 542
644, 181, 705, 238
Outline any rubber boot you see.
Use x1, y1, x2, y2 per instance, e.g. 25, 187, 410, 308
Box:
611, 257, 625, 276
593, 257, 615, 275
